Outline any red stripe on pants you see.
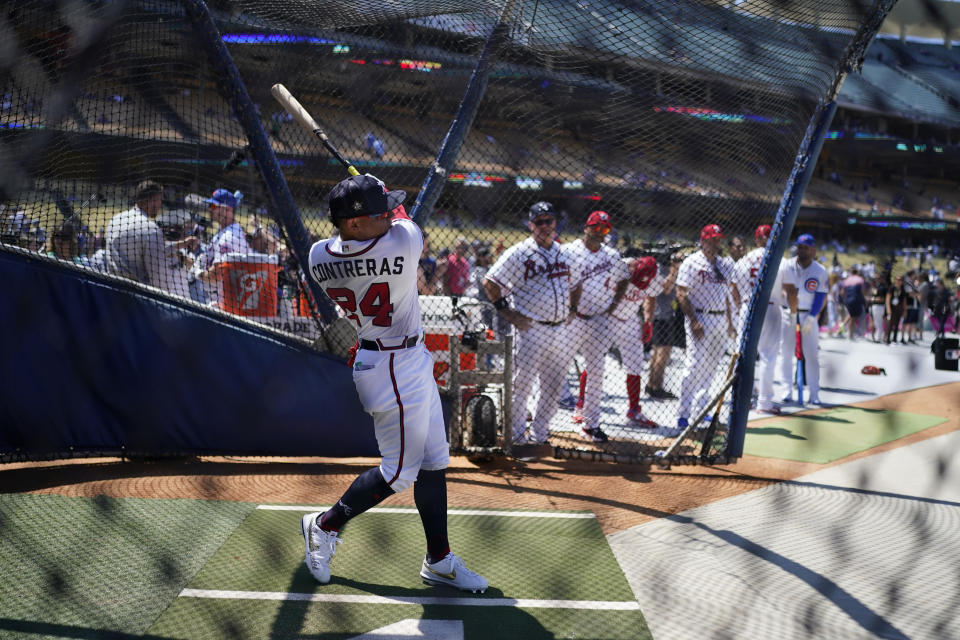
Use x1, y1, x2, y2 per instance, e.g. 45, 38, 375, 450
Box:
386, 353, 405, 486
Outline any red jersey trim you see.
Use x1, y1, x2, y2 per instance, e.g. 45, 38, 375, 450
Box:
386, 353, 405, 486
325, 235, 382, 258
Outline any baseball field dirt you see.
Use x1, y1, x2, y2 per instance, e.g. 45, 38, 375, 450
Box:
3, 382, 957, 536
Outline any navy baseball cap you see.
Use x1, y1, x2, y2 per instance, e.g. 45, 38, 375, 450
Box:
795, 233, 815, 247
527, 201, 556, 222
206, 188, 239, 210
328, 174, 406, 220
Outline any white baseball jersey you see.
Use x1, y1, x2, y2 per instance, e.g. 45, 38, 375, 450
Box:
567, 240, 630, 316
732, 247, 765, 310
611, 270, 665, 320
781, 256, 828, 312
308, 215, 446, 493
485, 237, 571, 323
676, 250, 735, 314
308, 217, 422, 342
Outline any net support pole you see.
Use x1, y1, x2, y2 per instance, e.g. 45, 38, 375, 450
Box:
181, 0, 337, 323
727, 100, 837, 458
409, 1, 518, 224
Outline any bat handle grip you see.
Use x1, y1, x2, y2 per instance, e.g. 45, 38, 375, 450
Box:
347, 166, 360, 176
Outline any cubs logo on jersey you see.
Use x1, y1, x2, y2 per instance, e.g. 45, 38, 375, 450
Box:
804, 277, 819, 292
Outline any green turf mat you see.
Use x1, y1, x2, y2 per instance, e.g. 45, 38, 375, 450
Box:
151, 597, 649, 639
148, 508, 650, 639
744, 407, 947, 463
0, 493, 254, 638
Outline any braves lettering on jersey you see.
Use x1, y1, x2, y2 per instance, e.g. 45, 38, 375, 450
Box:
485, 237, 571, 323
567, 240, 630, 316
676, 250, 735, 314
308, 218, 420, 342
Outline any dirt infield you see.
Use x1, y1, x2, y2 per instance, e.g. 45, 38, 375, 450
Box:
4, 382, 957, 536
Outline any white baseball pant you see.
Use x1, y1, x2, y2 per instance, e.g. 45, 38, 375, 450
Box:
610, 315, 645, 376
741, 302, 782, 410
677, 314, 728, 420
512, 322, 570, 440
778, 311, 821, 402
352, 343, 449, 493
568, 315, 611, 429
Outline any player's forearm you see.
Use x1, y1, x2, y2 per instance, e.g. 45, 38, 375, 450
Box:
569, 285, 582, 314
784, 285, 799, 314
607, 279, 629, 313
676, 289, 696, 322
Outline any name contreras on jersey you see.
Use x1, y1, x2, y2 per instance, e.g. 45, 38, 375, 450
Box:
311, 256, 405, 283
522, 258, 569, 281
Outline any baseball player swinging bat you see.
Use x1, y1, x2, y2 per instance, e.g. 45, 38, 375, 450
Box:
270, 83, 360, 177
795, 313, 806, 406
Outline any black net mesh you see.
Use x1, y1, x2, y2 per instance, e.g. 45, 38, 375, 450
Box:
1, 0, 895, 464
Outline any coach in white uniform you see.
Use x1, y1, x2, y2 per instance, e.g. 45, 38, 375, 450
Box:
674, 224, 736, 432
779, 233, 828, 405
566, 211, 630, 442
300, 174, 487, 593
483, 202, 572, 445
731, 224, 782, 414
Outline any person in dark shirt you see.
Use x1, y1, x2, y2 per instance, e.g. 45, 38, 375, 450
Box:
885, 275, 906, 344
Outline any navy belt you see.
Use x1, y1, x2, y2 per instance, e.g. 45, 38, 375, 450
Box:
576, 312, 597, 320
359, 335, 421, 351
782, 307, 809, 312
537, 320, 564, 326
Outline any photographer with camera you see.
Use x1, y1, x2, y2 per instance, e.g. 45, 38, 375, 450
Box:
156, 209, 201, 300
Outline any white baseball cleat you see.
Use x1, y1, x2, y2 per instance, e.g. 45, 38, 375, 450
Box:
420, 553, 488, 593
301, 512, 342, 584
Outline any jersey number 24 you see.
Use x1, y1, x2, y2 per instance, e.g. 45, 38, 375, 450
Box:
327, 283, 394, 327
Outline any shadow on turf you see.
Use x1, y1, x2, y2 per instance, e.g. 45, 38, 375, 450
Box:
273, 565, 554, 639
745, 426, 807, 440
0, 618, 175, 639
0, 459, 387, 494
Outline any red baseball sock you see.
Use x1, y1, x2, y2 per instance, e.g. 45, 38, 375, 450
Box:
577, 370, 587, 409
626, 374, 643, 411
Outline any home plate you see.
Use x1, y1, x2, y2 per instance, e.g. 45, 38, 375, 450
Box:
347, 619, 464, 639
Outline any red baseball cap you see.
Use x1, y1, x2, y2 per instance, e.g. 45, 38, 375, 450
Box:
585, 210, 612, 228
700, 224, 724, 241
755, 224, 772, 241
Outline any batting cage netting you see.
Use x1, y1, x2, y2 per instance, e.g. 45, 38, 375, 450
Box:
1, 0, 897, 464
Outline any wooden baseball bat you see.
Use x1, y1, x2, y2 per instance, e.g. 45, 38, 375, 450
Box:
270, 83, 360, 177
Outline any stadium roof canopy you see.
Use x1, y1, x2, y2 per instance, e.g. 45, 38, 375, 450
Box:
879, 0, 960, 45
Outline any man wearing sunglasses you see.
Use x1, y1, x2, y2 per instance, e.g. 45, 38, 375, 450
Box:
565, 210, 631, 442
673, 223, 737, 434
483, 201, 572, 445
301, 173, 488, 594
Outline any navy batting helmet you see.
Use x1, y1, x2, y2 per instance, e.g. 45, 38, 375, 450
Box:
527, 201, 555, 222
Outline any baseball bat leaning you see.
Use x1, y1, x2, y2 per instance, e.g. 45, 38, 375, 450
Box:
270, 83, 359, 177
795, 314, 806, 405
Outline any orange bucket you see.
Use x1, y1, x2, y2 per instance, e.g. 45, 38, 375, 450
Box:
216, 253, 279, 316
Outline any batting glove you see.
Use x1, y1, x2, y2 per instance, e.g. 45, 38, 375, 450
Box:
800, 315, 818, 335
